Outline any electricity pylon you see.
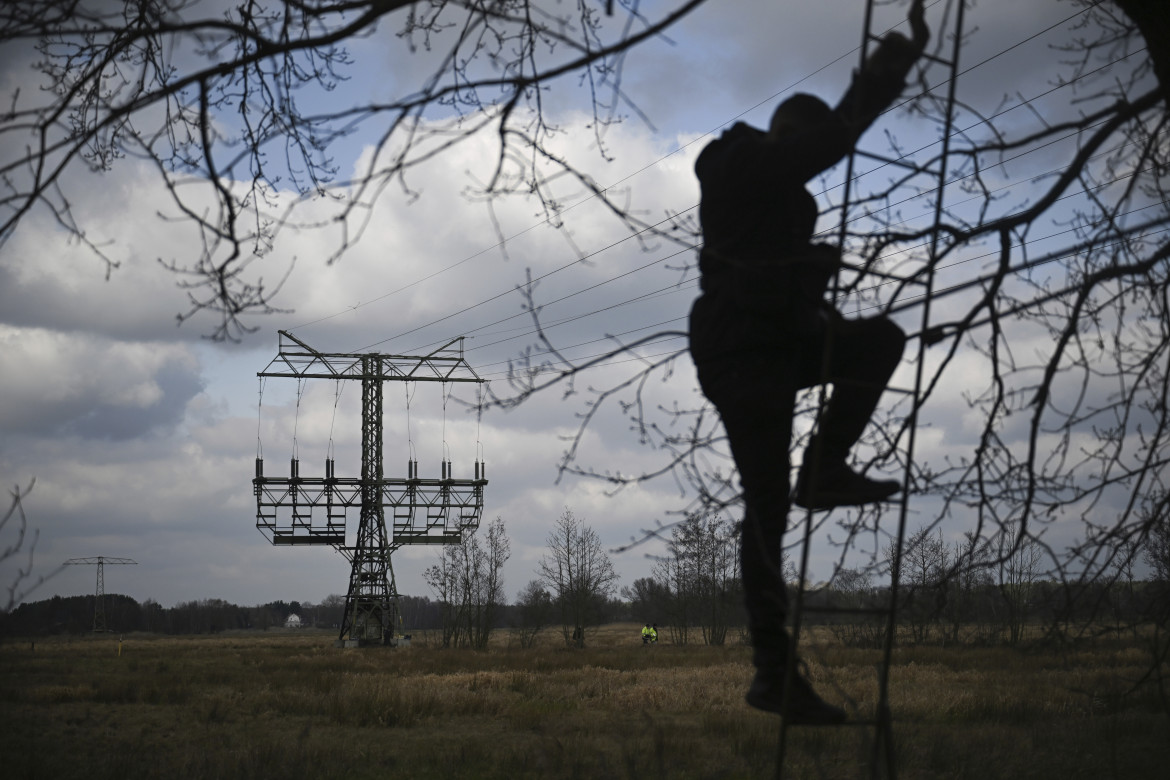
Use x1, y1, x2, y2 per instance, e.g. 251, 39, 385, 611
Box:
254, 331, 488, 647
63, 556, 137, 632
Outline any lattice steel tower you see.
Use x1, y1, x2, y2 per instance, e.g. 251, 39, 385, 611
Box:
63, 556, 137, 632
253, 331, 487, 646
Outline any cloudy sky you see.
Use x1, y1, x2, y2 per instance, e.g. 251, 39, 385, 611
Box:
0, 0, 1142, 611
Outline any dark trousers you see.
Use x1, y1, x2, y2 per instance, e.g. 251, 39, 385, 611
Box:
691, 301, 905, 662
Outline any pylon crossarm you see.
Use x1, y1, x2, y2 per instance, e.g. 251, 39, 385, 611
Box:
258, 332, 483, 383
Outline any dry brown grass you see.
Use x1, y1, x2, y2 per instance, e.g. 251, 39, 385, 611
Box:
0, 625, 1165, 779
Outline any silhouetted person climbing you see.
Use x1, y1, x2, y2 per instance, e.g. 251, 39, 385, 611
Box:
689, 1, 929, 723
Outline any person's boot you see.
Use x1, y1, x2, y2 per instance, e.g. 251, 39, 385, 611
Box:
794, 459, 899, 510
745, 664, 847, 724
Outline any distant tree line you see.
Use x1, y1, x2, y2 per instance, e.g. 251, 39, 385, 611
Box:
0, 589, 639, 639
824, 521, 1170, 648
0, 595, 346, 637
620, 511, 1170, 649
4, 508, 1166, 648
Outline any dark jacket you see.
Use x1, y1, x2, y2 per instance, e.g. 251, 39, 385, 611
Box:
690, 35, 921, 366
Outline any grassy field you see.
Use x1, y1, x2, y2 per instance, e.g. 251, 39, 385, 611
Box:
1, 624, 1166, 779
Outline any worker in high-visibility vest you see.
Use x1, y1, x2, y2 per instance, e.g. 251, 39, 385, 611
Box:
641, 623, 653, 645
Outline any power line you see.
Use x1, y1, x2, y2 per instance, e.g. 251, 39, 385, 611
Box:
469, 315, 690, 378
463, 277, 696, 357
404, 243, 696, 354
356, 210, 692, 352
464, 214, 1168, 385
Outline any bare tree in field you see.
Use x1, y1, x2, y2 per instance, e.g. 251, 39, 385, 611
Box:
538, 507, 618, 647
651, 539, 693, 645
652, 511, 738, 645
884, 525, 949, 645
943, 533, 993, 643
513, 579, 553, 649
424, 544, 461, 646
424, 515, 510, 649
996, 534, 1043, 645
1142, 492, 1170, 585
827, 566, 886, 649
1138, 491, 1170, 706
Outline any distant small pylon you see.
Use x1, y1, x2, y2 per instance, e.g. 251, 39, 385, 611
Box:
63, 556, 137, 632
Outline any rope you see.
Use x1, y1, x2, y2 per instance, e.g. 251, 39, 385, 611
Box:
292, 377, 305, 461
441, 381, 452, 464
405, 381, 416, 463
256, 377, 266, 460
476, 382, 485, 465
327, 379, 343, 461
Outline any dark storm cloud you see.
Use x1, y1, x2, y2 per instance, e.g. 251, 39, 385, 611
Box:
66, 358, 205, 440
1, 345, 204, 440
